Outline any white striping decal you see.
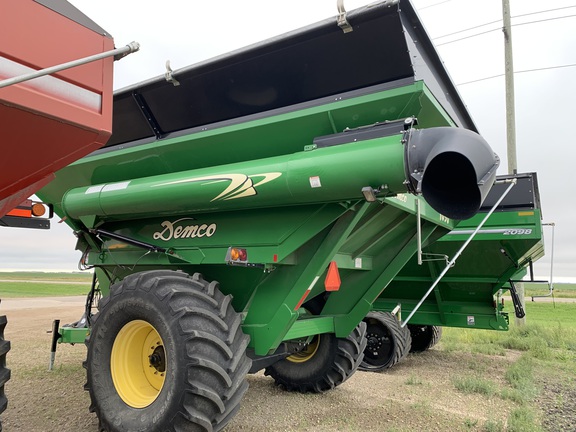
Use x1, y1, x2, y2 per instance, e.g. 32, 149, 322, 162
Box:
102, 181, 130, 193
306, 276, 320, 292
447, 228, 532, 236
0, 56, 102, 111
85, 185, 104, 194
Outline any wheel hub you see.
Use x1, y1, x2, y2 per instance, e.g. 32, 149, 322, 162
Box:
367, 333, 384, 354
111, 320, 166, 408
149, 346, 166, 372
286, 335, 321, 363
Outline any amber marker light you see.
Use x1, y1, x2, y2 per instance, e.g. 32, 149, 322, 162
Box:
226, 247, 248, 263
31, 202, 47, 217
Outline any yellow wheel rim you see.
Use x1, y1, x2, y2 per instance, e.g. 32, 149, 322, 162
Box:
111, 320, 166, 408
286, 335, 320, 363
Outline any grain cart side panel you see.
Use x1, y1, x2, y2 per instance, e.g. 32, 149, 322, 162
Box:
0, 0, 114, 218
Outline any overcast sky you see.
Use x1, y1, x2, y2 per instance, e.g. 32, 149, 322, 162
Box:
1, 0, 574, 282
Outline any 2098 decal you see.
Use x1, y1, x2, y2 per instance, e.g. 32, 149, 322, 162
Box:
503, 228, 532, 235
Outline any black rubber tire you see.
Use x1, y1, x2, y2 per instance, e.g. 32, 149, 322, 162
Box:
408, 325, 442, 353
85, 270, 251, 432
0, 313, 10, 432
264, 322, 367, 393
359, 311, 411, 371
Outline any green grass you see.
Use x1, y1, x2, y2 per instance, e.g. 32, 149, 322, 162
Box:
501, 356, 537, 404
453, 375, 496, 396
0, 271, 92, 282
0, 281, 90, 297
507, 407, 542, 432
441, 299, 576, 432
405, 374, 423, 385
520, 302, 576, 329
482, 419, 505, 432
0, 272, 92, 297
524, 282, 576, 299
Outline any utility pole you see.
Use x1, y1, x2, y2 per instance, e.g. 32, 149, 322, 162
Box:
502, 0, 525, 325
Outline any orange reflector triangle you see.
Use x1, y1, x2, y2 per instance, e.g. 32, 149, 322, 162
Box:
325, 261, 341, 292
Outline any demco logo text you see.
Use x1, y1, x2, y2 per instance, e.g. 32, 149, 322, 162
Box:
153, 218, 216, 241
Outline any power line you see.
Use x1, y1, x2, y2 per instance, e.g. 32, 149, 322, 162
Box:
435, 14, 576, 46
514, 13, 576, 28
436, 28, 497, 46
433, 19, 500, 40
432, 5, 576, 41
513, 5, 576, 19
419, 1, 452, 11
457, 63, 576, 86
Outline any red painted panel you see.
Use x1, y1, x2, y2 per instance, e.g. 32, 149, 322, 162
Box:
0, 0, 114, 217
0, 1, 113, 92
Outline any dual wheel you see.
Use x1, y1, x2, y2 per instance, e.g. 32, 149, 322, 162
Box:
85, 270, 366, 431
359, 311, 442, 371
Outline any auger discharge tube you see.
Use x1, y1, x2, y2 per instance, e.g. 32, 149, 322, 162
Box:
62, 127, 499, 225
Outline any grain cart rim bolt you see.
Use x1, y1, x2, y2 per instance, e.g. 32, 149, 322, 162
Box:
110, 320, 166, 408
366, 326, 390, 359
367, 331, 387, 356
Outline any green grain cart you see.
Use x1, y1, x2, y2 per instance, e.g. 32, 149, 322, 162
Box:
34, 1, 535, 430
361, 172, 545, 371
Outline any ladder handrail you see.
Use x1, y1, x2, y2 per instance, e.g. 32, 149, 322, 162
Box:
401, 178, 518, 328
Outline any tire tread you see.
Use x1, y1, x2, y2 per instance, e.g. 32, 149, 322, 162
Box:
85, 271, 250, 432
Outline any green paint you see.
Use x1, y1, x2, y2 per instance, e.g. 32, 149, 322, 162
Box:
37, 79, 526, 356
58, 327, 90, 344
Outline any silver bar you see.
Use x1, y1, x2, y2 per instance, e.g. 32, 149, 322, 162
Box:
0, 41, 140, 89
401, 179, 518, 327
416, 199, 423, 265
532, 222, 556, 300
48, 352, 56, 371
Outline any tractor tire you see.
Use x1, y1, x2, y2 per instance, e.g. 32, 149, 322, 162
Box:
264, 322, 367, 393
0, 313, 10, 431
408, 325, 442, 353
359, 311, 411, 371
85, 270, 251, 432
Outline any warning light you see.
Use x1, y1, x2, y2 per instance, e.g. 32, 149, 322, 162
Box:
31, 202, 47, 217
6, 200, 52, 219
225, 247, 267, 269
226, 247, 248, 264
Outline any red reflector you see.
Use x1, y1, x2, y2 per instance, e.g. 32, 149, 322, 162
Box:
6, 208, 32, 218
325, 261, 341, 292
273, 254, 278, 263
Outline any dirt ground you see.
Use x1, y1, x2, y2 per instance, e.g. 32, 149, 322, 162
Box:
0, 297, 533, 431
